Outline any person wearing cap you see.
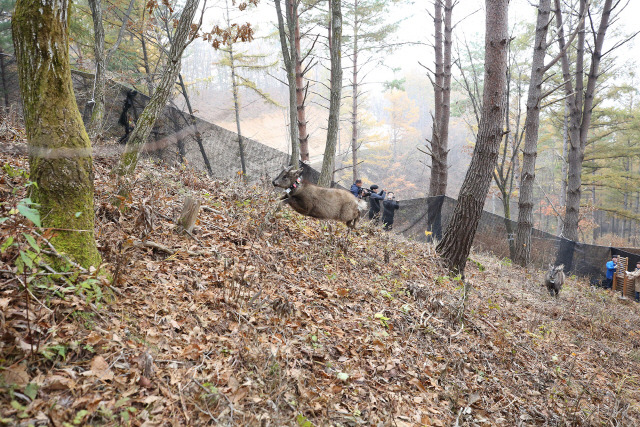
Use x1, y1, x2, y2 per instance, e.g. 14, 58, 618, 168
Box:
368, 185, 385, 221
382, 192, 400, 231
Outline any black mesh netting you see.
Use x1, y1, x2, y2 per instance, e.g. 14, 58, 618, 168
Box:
395, 195, 629, 282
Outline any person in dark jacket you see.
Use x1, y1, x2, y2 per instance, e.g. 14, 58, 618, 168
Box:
350, 179, 364, 198
368, 185, 385, 221
382, 192, 399, 230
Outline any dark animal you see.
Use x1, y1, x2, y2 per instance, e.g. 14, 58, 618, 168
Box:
118, 90, 138, 144
544, 264, 565, 298
272, 166, 360, 228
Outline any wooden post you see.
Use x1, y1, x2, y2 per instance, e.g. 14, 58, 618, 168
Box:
613, 257, 628, 293
178, 196, 201, 234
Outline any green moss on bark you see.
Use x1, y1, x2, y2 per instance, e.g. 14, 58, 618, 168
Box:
13, 0, 101, 268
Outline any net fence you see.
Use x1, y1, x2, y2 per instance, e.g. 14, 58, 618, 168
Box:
394, 195, 633, 283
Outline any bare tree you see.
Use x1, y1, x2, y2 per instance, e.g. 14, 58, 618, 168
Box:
294, 2, 312, 164
493, 46, 525, 260
318, 0, 342, 187
275, 0, 300, 164
176, 73, 214, 176
114, 0, 203, 180
513, 0, 582, 265
151, 9, 214, 176
512, 0, 553, 265
436, 0, 509, 275
423, 0, 453, 241
453, 30, 529, 259
556, 0, 616, 242
427, 0, 453, 198
87, 0, 135, 138
346, 0, 401, 182
224, 0, 247, 177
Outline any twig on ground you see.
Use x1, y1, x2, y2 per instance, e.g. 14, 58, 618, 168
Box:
133, 240, 203, 257
178, 383, 191, 424
16, 275, 53, 313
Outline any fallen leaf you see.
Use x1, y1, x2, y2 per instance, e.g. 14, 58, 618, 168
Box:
85, 331, 103, 346
82, 355, 114, 381
2, 364, 29, 386
143, 395, 163, 405
139, 376, 153, 388
43, 375, 76, 391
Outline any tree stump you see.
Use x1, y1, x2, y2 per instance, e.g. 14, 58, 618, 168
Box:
178, 196, 201, 234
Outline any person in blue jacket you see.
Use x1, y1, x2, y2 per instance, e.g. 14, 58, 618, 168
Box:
368, 185, 385, 221
350, 179, 364, 198
603, 255, 618, 289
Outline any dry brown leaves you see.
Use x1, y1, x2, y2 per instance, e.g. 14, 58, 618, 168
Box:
2, 142, 640, 426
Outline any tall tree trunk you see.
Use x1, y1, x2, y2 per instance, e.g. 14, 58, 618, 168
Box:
87, 0, 106, 138
426, 0, 452, 241
0, 47, 9, 108
275, 0, 299, 165
636, 163, 640, 245
560, 0, 586, 242
177, 73, 213, 176
502, 196, 515, 259
428, 0, 452, 196
169, 107, 186, 162
114, 0, 200, 178
87, 0, 134, 138
439, 0, 452, 193
428, 0, 443, 197
559, 0, 613, 242
558, 99, 568, 235
141, 9, 155, 96
294, 6, 309, 163
351, 3, 359, 182
13, 0, 101, 268
318, 0, 342, 187
229, 42, 247, 177
436, 0, 509, 275
513, 0, 551, 266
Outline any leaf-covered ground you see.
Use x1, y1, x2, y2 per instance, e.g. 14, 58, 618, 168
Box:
2, 139, 640, 426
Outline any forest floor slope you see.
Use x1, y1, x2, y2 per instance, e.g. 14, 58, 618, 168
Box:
2, 137, 640, 426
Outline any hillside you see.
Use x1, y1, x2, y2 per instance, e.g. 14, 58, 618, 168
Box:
2, 139, 640, 426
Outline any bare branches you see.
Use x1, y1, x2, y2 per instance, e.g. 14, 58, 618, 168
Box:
105, 0, 135, 62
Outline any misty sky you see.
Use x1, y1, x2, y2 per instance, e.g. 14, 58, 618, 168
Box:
387, 0, 639, 85
214, 0, 640, 87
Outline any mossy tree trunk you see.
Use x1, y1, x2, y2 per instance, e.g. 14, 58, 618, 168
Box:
12, 0, 101, 268
113, 0, 200, 179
